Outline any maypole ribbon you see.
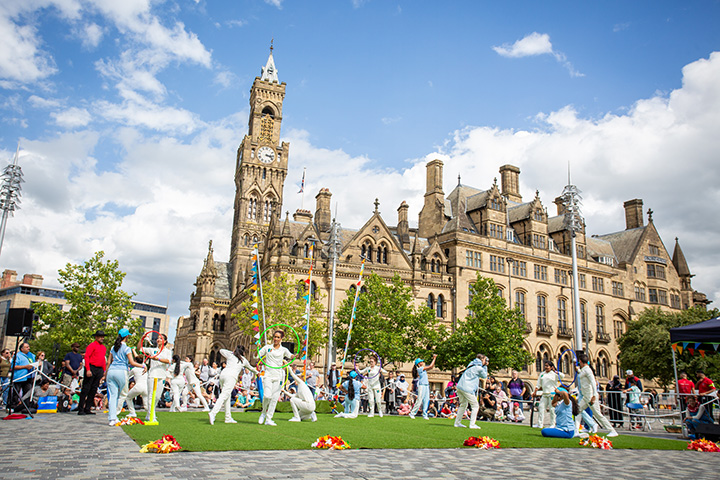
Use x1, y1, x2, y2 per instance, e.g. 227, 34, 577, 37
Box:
339, 257, 366, 378
251, 244, 268, 344
302, 242, 314, 380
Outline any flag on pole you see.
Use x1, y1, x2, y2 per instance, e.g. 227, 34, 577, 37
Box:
298, 168, 305, 193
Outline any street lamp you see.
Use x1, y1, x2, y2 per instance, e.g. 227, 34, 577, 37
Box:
0, 146, 24, 260
561, 179, 584, 355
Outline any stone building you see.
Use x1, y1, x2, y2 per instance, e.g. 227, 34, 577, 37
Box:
174, 50, 709, 389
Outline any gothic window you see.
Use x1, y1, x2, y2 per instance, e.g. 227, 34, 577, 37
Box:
376, 246, 382, 263
252, 235, 258, 244
515, 291, 526, 318
247, 196, 258, 220
219, 314, 226, 332
296, 281, 305, 300
263, 198, 273, 222
536, 345, 550, 372
557, 298, 567, 330
580, 301, 588, 334
361, 244, 366, 258
537, 295, 547, 326
427, 293, 434, 310
243, 234, 249, 247
191, 314, 197, 331
262, 168, 267, 180
310, 281, 317, 300
212, 314, 219, 331
560, 350, 572, 375
260, 113, 274, 143
436, 294, 444, 318
534, 209, 544, 222
596, 304, 606, 333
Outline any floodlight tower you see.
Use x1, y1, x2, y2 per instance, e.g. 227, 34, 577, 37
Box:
0, 146, 24, 260
561, 174, 584, 355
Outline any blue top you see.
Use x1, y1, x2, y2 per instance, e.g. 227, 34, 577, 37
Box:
108, 343, 132, 371
342, 379, 363, 401
457, 359, 488, 395
417, 369, 429, 386
555, 399, 575, 432
12, 351, 34, 382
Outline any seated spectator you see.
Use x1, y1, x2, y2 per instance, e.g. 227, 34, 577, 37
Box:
479, 389, 496, 421
492, 384, 509, 420
397, 401, 411, 416
235, 388, 251, 408
159, 386, 172, 408
507, 402, 525, 423
439, 399, 456, 418
685, 395, 713, 437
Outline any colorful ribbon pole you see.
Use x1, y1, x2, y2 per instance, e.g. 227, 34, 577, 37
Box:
339, 256, 366, 375
251, 244, 267, 345
302, 242, 314, 380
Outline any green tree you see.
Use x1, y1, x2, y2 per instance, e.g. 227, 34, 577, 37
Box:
435, 273, 531, 372
234, 272, 327, 358
333, 273, 447, 367
618, 306, 720, 388
31, 251, 142, 361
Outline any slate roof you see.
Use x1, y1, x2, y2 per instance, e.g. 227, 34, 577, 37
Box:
594, 226, 646, 265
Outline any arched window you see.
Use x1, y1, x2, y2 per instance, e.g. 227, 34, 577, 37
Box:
536, 345, 550, 372
191, 314, 197, 331
243, 234, 249, 247
247, 195, 258, 220
310, 281, 318, 300
263, 198, 273, 222
262, 168, 267, 180
361, 244, 366, 258
212, 314, 219, 331
219, 314, 226, 332
296, 280, 305, 300
560, 349, 571, 375
436, 294, 444, 318
596, 304, 606, 333
427, 293, 434, 310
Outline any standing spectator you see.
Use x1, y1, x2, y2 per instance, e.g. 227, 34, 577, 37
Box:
61, 343, 83, 388
384, 371, 397, 414
78, 331, 107, 415
507, 370, 526, 412
445, 375, 458, 400
208, 362, 220, 398
623, 379, 642, 429
696, 370, 716, 418
0, 348, 11, 406
11, 342, 36, 411
606, 375, 624, 428
677, 371, 695, 416
198, 358, 210, 385
305, 362, 320, 396
624, 370, 643, 404
241, 367, 253, 391
327, 364, 340, 396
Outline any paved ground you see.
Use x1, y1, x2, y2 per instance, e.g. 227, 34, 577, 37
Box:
1, 411, 716, 480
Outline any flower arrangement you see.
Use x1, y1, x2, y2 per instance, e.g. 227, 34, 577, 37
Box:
579, 434, 613, 450
115, 417, 145, 426
463, 436, 501, 449
139, 435, 182, 454
311, 435, 351, 450
687, 438, 720, 452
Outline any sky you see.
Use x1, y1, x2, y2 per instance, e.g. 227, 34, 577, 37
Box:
0, 0, 719, 342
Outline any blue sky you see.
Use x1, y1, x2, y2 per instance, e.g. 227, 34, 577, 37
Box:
1, 0, 719, 340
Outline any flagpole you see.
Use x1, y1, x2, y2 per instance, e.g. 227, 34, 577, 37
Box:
299, 167, 306, 210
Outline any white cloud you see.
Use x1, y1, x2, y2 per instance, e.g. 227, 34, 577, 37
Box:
263, 0, 283, 8
381, 116, 401, 125
0, 13, 57, 83
51, 106, 92, 128
79, 22, 103, 48
95, 94, 201, 134
214, 70, 236, 88
28, 94, 62, 109
493, 32, 584, 77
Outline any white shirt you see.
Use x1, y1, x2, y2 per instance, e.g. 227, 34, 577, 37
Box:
129, 366, 147, 390
396, 379, 409, 395
144, 346, 173, 379
218, 349, 257, 383
181, 361, 200, 385
359, 365, 388, 389
258, 344, 292, 379
537, 370, 563, 396
578, 365, 597, 400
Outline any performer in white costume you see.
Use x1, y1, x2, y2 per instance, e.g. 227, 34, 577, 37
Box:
139, 334, 172, 422
257, 330, 294, 426
532, 361, 563, 428
357, 357, 388, 417
209, 345, 258, 425
117, 355, 148, 417
182, 356, 209, 411
284, 367, 317, 422
454, 354, 488, 429
575, 352, 618, 437
167, 355, 188, 412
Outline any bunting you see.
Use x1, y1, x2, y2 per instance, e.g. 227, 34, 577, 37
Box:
302, 242, 314, 379
339, 256, 366, 375
251, 244, 268, 344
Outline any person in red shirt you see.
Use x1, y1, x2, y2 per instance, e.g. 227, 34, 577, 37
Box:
677, 371, 696, 418
695, 370, 716, 419
78, 330, 107, 416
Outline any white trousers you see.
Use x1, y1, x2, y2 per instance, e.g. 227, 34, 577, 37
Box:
261, 375, 283, 421
118, 382, 147, 417
575, 397, 614, 432
187, 382, 210, 410
537, 395, 556, 427
456, 389, 479, 426
169, 377, 186, 412
290, 397, 315, 420
210, 374, 236, 422
367, 387, 383, 415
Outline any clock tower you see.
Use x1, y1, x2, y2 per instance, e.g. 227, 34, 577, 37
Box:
229, 45, 290, 295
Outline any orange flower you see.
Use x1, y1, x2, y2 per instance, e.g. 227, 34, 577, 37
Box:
463, 436, 501, 449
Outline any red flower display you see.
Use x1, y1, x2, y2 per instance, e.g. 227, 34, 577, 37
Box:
312, 435, 351, 450
687, 438, 720, 452
579, 434, 613, 450
463, 436, 501, 449
115, 417, 145, 426
140, 435, 182, 454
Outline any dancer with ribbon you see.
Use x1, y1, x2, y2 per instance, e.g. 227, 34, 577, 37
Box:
168, 355, 188, 413
301, 242, 314, 380
180, 356, 210, 412
284, 366, 317, 422
138, 333, 172, 424
357, 355, 387, 417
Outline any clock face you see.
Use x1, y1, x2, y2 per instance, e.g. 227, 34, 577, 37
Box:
257, 146, 275, 164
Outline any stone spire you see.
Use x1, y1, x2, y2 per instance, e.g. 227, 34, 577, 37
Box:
260, 40, 279, 83
672, 237, 692, 278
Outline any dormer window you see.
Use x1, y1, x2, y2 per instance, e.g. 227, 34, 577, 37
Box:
490, 198, 501, 210
534, 209, 544, 222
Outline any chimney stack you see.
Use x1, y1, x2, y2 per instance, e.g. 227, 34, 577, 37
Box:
314, 188, 332, 232
397, 201, 410, 250
624, 199, 644, 230
499, 165, 522, 203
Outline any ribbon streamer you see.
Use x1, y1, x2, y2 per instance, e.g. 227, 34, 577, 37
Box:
303, 242, 314, 380
340, 257, 366, 376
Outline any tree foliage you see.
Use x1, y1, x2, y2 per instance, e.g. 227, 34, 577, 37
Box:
234, 272, 327, 358
435, 273, 532, 373
31, 251, 142, 360
618, 306, 720, 388
333, 273, 447, 367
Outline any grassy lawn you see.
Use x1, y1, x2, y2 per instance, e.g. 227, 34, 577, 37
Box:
121, 411, 686, 451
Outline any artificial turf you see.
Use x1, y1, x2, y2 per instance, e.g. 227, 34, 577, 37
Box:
121, 411, 687, 452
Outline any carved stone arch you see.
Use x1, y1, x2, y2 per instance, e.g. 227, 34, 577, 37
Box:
595, 348, 611, 379
556, 343, 573, 376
